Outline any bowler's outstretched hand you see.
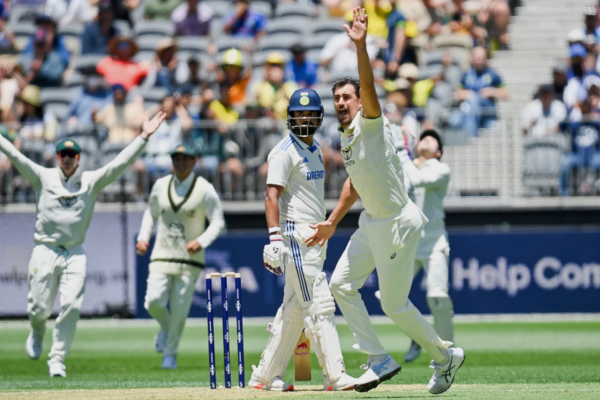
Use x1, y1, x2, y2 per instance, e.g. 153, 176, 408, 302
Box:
345, 7, 368, 45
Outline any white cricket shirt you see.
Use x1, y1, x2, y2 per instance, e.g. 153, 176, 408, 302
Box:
403, 157, 450, 254
0, 134, 147, 248
267, 133, 326, 224
340, 111, 422, 219
137, 172, 225, 275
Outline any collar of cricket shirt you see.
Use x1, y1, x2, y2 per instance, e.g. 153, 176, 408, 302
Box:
168, 172, 197, 212
289, 132, 319, 153
338, 112, 361, 151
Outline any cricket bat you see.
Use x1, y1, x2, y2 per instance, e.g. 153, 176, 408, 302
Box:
294, 330, 311, 381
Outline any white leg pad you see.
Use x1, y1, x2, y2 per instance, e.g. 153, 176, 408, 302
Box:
427, 296, 454, 343
303, 272, 346, 383
257, 295, 304, 383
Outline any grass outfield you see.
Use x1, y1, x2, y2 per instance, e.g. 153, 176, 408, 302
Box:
0, 320, 599, 399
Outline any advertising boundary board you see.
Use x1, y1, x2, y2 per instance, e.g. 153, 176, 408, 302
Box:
135, 227, 600, 318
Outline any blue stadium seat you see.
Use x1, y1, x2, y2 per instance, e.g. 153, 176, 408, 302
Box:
249, 1, 272, 18
176, 36, 210, 54
265, 18, 306, 36
308, 19, 346, 37
258, 34, 300, 53
74, 54, 105, 73
275, 4, 314, 19
134, 20, 173, 39
205, 0, 232, 19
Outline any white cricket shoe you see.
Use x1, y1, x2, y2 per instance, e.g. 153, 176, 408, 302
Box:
428, 347, 465, 394
26, 331, 43, 360
155, 329, 168, 353
248, 367, 293, 391
161, 355, 177, 369
354, 355, 401, 393
48, 360, 67, 377
404, 340, 422, 362
323, 372, 356, 391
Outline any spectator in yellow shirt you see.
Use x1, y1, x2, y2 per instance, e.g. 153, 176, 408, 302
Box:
248, 52, 298, 120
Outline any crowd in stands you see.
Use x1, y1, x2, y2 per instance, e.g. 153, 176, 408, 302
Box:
0, 0, 517, 202
522, 4, 600, 196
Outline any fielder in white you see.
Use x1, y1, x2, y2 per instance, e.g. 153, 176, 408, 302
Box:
0, 112, 167, 377
400, 130, 454, 363
136, 144, 225, 370
249, 88, 355, 391
306, 8, 465, 394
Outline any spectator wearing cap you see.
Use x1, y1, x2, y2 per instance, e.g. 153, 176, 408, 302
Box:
171, 0, 214, 37
216, 48, 252, 108
248, 53, 298, 120
15, 85, 58, 147
143, 94, 193, 179
182, 56, 212, 93
559, 99, 600, 196
95, 84, 145, 143
198, 82, 245, 192
145, 0, 183, 20
81, 2, 121, 55
145, 38, 189, 93
44, 0, 96, 26
97, 35, 151, 91
285, 44, 319, 88
20, 29, 68, 88
223, 0, 268, 39
67, 67, 112, 129
320, 17, 379, 77
385, 90, 419, 149
22, 15, 70, 67
451, 46, 508, 137
583, 6, 600, 53
564, 44, 590, 110
522, 85, 567, 137
552, 60, 568, 102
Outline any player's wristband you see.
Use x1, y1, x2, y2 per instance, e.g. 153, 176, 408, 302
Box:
270, 234, 283, 242
269, 227, 281, 234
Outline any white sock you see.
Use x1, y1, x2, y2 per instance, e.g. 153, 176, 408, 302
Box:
368, 353, 388, 363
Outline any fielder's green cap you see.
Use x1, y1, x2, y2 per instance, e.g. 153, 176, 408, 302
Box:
55, 138, 81, 154
170, 144, 196, 158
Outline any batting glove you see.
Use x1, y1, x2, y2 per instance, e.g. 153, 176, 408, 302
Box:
263, 235, 289, 276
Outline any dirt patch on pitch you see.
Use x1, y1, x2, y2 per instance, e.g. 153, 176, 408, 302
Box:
0, 385, 433, 399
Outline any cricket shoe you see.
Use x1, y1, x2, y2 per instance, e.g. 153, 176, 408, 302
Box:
26, 331, 43, 360
161, 355, 177, 369
323, 373, 356, 391
404, 340, 422, 362
428, 347, 465, 394
48, 360, 67, 377
155, 329, 168, 353
248, 367, 294, 391
354, 355, 401, 392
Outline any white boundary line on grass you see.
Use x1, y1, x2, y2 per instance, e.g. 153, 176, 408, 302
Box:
0, 313, 599, 329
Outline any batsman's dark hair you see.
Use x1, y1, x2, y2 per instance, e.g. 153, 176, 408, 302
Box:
331, 77, 361, 99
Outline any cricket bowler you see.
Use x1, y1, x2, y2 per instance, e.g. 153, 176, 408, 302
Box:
0, 112, 167, 377
306, 8, 465, 394
248, 88, 355, 391
400, 130, 454, 363
136, 144, 225, 370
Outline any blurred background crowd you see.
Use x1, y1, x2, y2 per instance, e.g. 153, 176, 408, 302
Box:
0, 0, 530, 202
522, 5, 600, 196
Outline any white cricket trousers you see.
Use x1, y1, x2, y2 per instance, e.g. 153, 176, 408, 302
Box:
330, 202, 451, 364
27, 244, 87, 363
144, 271, 199, 356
